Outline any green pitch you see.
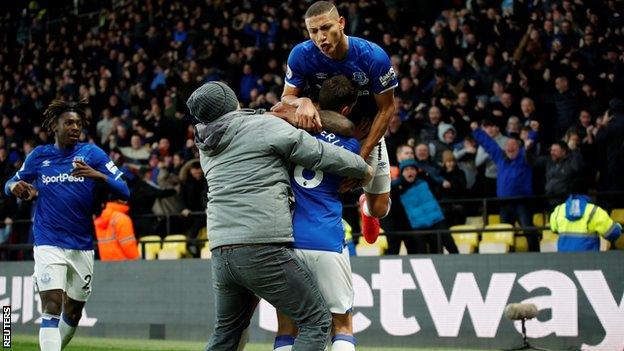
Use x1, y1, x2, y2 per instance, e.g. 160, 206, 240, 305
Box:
10, 334, 476, 351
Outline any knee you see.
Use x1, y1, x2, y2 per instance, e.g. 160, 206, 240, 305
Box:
42, 299, 62, 316
367, 199, 390, 218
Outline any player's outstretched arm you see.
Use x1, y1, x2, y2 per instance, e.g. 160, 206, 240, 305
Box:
72, 160, 130, 200
270, 102, 354, 136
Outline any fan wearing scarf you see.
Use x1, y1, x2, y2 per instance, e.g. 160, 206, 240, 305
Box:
550, 195, 621, 252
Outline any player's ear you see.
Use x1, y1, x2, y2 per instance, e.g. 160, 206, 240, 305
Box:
341, 105, 351, 116
339, 16, 345, 31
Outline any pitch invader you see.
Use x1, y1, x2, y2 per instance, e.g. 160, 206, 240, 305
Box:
4, 100, 130, 351
274, 76, 361, 351
276, 1, 398, 243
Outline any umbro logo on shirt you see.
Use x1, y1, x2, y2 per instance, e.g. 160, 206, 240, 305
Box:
42, 160, 51, 167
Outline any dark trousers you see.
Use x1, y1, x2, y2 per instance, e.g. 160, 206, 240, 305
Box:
386, 220, 459, 254
500, 201, 540, 252
207, 244, 331, 351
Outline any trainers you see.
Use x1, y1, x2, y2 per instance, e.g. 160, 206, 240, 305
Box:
359, 194, 380, 244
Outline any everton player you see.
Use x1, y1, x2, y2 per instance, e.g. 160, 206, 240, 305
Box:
275, 1, 398, 243
274, 76, 361, 351
4, 99, 129, 351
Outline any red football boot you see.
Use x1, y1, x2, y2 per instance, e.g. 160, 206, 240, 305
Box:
359, 194, 380, 244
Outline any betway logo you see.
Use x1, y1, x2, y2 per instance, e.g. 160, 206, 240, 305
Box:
0, 276, 96, 327
41, 173, 84, 185
258, 259, 624, 350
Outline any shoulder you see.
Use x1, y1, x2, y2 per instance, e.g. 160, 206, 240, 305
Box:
289, 41, 316, 60
352, 36, 390, 62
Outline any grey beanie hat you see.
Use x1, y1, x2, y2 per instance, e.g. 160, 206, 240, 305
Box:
186, 81, 239, 123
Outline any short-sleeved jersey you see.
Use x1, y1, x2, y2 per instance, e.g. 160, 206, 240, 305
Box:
5, 143, 124, 250
291, 131, 360, 253
285, 36, 398, 123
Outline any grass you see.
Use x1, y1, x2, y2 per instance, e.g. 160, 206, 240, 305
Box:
9, 334, 474, 351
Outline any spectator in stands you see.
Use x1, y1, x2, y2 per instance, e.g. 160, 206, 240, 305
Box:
390, 144, 414, 180
419, 106, 443, 144
94, 200, 139, 261
471, 121, 538, 251
553, 76, 579, 139
414, 142, 450, 190
387, 159, 458, 254
526, 140, 585, 210
119, 134, 150, 173
179, 160, 207, 257
440, 151, 468, 226
594, 99, 624, 209
476, 119, 509, 199
453, 135, 478, 191
429, 122, 458, 165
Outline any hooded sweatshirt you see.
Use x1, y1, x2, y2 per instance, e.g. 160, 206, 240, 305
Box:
195, 109, 370, 249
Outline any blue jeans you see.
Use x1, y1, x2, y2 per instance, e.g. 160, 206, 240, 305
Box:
207, 244, 331, 351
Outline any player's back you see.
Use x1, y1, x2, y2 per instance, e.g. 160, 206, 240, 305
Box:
291, 131, 359, 252
21, 143, 110, 250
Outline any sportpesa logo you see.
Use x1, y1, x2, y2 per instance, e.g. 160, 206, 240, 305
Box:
41, 173, 85, 185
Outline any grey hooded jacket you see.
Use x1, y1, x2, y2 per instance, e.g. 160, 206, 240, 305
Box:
195, 109, 369, 249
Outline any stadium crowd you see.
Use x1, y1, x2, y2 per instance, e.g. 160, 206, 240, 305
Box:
1, 0, 624, 258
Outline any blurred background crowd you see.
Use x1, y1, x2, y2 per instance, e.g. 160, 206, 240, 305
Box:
1, 0, 623, 258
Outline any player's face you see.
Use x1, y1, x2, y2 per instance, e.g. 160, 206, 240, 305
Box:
55, 112, 83, 147
305, 12, 346, 59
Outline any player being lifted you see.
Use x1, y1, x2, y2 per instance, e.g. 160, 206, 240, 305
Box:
4, 100, 129, 351
275, 0, 398, 242
273, 76, 361, 351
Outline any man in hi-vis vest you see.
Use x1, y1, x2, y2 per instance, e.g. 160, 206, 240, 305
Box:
550, 194, 621, 252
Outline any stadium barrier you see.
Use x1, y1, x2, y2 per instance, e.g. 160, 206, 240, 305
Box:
1, 252, 623, 349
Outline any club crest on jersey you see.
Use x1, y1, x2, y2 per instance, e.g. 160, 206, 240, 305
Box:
352, 72, 369, 86
73, 156, 85, 163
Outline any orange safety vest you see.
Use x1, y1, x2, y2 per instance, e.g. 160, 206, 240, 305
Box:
94, 202, 139, 261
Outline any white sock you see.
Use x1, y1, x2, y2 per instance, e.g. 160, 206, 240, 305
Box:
362, 200, 372, 217
362, 199, 391, 218
331, 334, 356, 351
273, 334, 295, 351
40, 314, 61, 351
59, 314, 77, 349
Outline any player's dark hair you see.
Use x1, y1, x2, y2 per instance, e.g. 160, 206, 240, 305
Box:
42, 99, 90, 133
318, 75, 358, 112
304, 1, 337, 19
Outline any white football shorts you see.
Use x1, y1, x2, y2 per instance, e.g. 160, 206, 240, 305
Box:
363, 137, 391, 194
294, 247, 353, 314
33, 245, 94, 302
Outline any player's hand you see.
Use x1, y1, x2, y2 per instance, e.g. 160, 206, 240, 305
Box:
293, 97, 322, 133
71, 160, 106, 181
10, 181, 37, 201
269, 102, 298, 126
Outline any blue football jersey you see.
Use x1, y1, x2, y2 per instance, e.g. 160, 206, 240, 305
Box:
291, 131, 360, 253
4, 143, 125, 250
285, 36, 398, 122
